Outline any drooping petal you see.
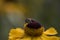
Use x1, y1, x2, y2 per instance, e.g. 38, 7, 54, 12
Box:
43, 27, 58, 35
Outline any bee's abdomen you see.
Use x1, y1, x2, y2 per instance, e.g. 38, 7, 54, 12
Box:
27, 22, 41, 29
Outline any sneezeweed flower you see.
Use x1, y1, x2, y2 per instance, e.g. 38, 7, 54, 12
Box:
8, 18, 60, 40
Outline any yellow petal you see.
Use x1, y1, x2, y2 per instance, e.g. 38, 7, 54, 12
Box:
41, 34, 59, 40
20, 36, 31, 40
43, 27, 58, 35
8, 28, 24, 40
48, 36, 60, 40
9, 29, 16, 36
16, 28, 24, 34
33, 37, 42, 40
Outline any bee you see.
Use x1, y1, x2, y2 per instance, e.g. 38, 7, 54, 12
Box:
24, 18, 44, 36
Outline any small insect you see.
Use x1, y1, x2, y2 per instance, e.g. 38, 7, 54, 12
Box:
24, 18, 44, 36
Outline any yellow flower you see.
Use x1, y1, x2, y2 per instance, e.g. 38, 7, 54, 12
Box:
8, 27, 60, 40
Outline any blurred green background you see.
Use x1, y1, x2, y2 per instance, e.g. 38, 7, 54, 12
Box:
0, 0, 60, 40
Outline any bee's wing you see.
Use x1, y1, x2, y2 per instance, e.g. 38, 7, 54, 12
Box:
43, 27, 58, 35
